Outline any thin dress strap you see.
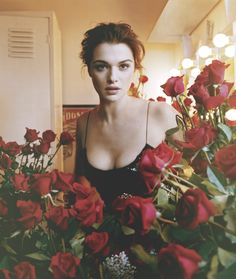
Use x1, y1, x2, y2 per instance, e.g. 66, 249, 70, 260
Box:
84, 111, 91, 148
146, 102, 150, 144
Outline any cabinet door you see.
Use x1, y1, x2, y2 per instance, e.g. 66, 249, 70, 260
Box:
0, 15, 51, 143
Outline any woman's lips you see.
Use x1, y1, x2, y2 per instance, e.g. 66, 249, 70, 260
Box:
105, 87, 121, 94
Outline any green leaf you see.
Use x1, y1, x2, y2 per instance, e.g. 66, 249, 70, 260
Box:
215, 261, 236, 279
25, 252, 50, 261
169, 226, 200, 242
201, 180, 226, 196
0, 255, 11, 269
207, 166, 227, 193
157, 188, 169, 206
70, 237, 85, 258
218, 247, 236, 268
121, 225, 135, 235
224, 208, 236, 243
217, 123, 232, 142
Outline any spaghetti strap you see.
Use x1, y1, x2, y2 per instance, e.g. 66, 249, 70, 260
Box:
146, 102, 150, 144
84, 111, 91, 148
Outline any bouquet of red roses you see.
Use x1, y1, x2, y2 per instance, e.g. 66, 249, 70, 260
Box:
133, 59, 236, 279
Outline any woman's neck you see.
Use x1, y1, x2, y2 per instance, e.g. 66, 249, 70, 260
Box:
97, 95, 132, 123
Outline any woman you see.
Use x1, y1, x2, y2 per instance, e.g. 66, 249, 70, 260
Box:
75, 22, 179, 207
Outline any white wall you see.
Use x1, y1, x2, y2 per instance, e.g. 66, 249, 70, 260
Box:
0, 0, 176, 105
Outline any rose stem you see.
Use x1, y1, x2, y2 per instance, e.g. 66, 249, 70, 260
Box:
208, 220, 236, 237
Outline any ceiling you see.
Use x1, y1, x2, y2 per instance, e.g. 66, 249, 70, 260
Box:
0, 0, 224, 43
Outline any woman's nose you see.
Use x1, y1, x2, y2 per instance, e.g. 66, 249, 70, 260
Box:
107, 67, 118, 83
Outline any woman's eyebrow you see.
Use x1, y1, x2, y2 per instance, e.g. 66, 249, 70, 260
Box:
92, 59, 134, 64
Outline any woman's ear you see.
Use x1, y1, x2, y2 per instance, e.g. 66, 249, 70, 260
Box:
87, 67, 92, 77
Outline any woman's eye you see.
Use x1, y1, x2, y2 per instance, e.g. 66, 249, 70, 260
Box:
119, 64, 129, 70
94, 64, 107, 71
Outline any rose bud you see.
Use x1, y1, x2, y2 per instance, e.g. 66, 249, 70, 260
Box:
175, 188, 216, 230
50, 252, 80, 279
112, 195, 156, 235
24, 128, 39, 142
42, 129, 56, 143
85, 231, 109, 255
158, 243, 202, 279
16, 200, 42, 229
215, 144, 236, 179
14, 262, 37, 279
161, 76, 184, 97
59, 131, 74, 145
0, 199, 8, 217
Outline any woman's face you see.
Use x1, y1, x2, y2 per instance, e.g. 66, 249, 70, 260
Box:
88, 43, 135, 102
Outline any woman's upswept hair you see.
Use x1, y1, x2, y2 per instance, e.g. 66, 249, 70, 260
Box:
80, 22, 145, 70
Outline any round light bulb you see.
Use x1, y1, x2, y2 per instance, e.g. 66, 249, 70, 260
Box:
205, 58, 213, 66
198, 45, 212, 58
225, 109, 236, 121
213, 33, 229, 48
191, 67, 201, 78
181, 58, 193, 69
169, 68, 181, 76
224, 45, 235, 58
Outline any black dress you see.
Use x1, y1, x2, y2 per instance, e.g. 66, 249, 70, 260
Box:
75, 103, 152, 207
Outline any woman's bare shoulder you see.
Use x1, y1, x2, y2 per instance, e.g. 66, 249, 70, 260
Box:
149, 101, 178, 127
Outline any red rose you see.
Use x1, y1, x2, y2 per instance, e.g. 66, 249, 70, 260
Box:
195, 65, 210, 85
215, 144, 236, 179
156, 96, 166, 102
51, 170, 74, 192
172, 101, 182, 113
208, 59, 229, 84
24, 128, 39, 142
0, 269, 11, 279
139, 75, 148, 83
50, 252, 80, 279
228, 91, 236, 108
5, 141, 21, 156
85, 231, 109, 255
11, 174, 30, 192
45, 206, 70, 231
217, 81, 234, 97
59, 131, 74, 145
139, 142, 182, 193
175, 188, 216, 230
203, 95, 225, 110
0, 137, 6, 149
70, 177, 104, 226
42, 129, 56, 143
0, 154, 12, 169
16, 200, 42, 229
191, 156, 208, 176
188, 82, 209, 104
0, 199, 8, 216
34, 140, 51, 154
14, 261, 36, 279
32, 173, 52, 196
112, 195, 156, 235
161, 76, 184, 97
158, 244, 202, 279
21, 144, 32, 155
176, 123, 217, 151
